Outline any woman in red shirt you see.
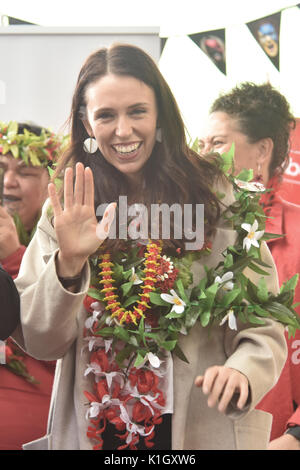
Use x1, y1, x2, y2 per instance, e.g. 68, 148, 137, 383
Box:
0, 122, 66, 450
199, 82, 300, 450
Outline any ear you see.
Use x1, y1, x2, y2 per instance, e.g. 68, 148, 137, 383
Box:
256, 137, 274, 166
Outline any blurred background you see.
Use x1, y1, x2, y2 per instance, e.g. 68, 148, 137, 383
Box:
1, 0, 300, 202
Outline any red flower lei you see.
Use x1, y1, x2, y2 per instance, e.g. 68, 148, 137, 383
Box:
83, 241, 174, 450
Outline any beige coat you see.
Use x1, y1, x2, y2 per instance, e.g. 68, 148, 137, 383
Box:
14, 196, 287, 450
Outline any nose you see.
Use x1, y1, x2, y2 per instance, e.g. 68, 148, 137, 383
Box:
200, 142, 213, 155
4, 170, 18, 188
115, 116, 132, 138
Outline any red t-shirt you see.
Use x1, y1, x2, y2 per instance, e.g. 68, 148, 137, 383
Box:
256, 194, 300, 440
0, 247, 55, 450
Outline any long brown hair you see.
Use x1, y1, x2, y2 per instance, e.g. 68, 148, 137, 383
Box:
54, 43, 222, 253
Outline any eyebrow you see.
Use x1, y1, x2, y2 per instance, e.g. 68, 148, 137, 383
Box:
94, 102, 149, 115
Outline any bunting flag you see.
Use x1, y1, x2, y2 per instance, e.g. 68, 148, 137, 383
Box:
160, 37, 168, 56
1, 15, 37, 25
189, 29, 226, 75
246, 12, 281, 71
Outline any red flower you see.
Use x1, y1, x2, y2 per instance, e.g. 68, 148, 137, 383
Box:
132, 400, 152, 423
129, 368, 158, 395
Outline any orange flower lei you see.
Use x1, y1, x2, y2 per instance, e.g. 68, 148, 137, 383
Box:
99, 241, 162, 325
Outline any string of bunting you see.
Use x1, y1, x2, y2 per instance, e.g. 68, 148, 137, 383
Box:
160, 3, 300, 74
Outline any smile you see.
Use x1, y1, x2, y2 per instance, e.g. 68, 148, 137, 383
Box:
112, 142, 141, 155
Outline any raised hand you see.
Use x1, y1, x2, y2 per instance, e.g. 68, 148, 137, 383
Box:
48, 162, 116, 277
195, 365, 249, 414
0, 206, 21, 259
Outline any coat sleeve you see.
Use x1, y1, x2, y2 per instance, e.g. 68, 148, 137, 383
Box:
14, 201, 91, 361
224, 241, 287, 417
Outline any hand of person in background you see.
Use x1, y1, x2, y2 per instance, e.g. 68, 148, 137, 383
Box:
0, 206, 21, 260
48, 162, 116, 278
268, 433, 300, 450
195, 365, 249, 414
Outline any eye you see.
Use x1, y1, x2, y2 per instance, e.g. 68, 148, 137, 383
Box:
130, 108, 147, 117
212, 140, 224, 147
96, 111, 114, 121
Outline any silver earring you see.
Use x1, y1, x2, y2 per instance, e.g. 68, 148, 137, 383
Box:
156, 128, 162, 143
83, 137, 98, 154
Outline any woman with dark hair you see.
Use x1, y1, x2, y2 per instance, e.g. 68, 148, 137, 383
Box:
199, 81, 300, 449
14, 45, 290, 450
0, 121, 66, 449
0, 265, 19, 341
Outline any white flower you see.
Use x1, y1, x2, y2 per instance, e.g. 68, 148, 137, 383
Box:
130, 267, 143, 285
84, 302, 104, 329
214, 272, 234, 291
146, 352, 161, 368
161, 289, 186, 314
220, 309, 237, 330
235, 179, 265, 192
241, 220, 264, 252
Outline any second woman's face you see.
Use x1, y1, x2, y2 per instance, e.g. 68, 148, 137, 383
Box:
199, 111, 260, 176
84, 74, 158, 183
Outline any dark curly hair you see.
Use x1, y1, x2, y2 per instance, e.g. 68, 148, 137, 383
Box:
210, 82, 296, 178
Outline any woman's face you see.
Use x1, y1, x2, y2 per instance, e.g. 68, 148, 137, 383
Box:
0, 154, 49, 230
199, 111, 262, 177
84, 74, 158, 184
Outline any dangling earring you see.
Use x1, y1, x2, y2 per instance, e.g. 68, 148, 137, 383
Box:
254, 163, 263, 182
156, 128, 162, 143
83, 137, 98, 154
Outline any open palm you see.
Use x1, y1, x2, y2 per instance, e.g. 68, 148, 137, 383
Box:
48, 162, 115, 272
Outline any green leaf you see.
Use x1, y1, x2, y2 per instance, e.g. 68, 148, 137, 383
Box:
114, 326, 130, 342
173, 344, 190, 364
280, 274, 299, 294
220, 143, 235, 173
248, 262, 270, 276
115, 345, 134, 368
10, 144, 19, 158
257, 278, 269, 303
200, 310, 211, 327
175, 279, 189, 304
247, 313, 266, 325
236, 168, 254, 182
161, 340, 177, 351
95, 327, 114, 337
149, 292, 169, 307
87, 287, 104, 301
120, 281, 133, 297
253, 305, 269, 317
123, 295, 139, 308
165, 310, 184, 319
217, 288, 241, 309
224, 254, 233, 269
134, 352, 146, 368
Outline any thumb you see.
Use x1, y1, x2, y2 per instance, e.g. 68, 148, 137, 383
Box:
194, 375, 204, 387
96, 202, 117, 242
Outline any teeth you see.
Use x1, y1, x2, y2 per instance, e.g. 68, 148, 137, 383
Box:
113, 142, 140, 154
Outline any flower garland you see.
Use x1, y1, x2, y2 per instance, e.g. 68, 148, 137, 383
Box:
83, 150, 300, 450
0, 121, 69, 167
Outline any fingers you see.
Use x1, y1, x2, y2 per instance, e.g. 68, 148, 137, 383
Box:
48, 182, 62, 218
84, 166, 94, 207
74, 162, 85, 205
195, 366, 249, 414
51, 163, 94, 213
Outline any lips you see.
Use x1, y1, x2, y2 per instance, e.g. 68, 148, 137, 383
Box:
111, 142, 142, 159
3, 194, 22, 202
